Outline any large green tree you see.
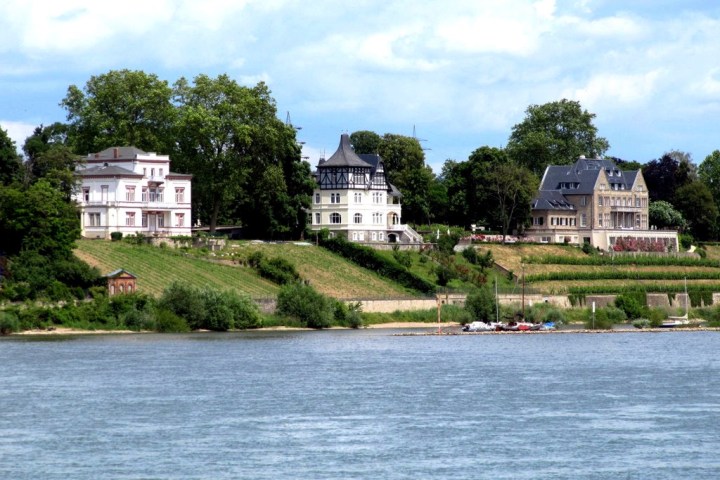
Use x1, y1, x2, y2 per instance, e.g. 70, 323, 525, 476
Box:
648, 200, 686, 231
61, 69, 175, 154
673, 182, 718, 240
507, 99, 609, 175
174, 76, 311, 236
698, 150, 720, 208
349, 130, 381, 154
0, 128, 21, 186
486, 161, 538, 241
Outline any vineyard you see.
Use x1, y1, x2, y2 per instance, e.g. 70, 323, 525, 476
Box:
75, 239, 415, 299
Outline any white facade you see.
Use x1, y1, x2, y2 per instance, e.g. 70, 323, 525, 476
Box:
74, 147, 192, 239
310, 134, 422, 244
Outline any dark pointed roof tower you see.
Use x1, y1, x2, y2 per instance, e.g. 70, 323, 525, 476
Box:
321, 134, 373, 168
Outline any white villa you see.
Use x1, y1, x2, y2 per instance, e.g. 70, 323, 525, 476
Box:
309, 134, 422, 244
74, 146, 192, 239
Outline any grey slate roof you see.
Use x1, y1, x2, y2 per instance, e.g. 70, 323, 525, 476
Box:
77, 164, 142, 177
104, 268, 137, 278
534, 157, 638, 211
91, 146, 149, 159
358, 153, 382, 175
320, 134, 373, 168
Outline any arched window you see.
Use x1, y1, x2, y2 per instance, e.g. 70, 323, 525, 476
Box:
330, 213, 341, 224
354, 213, 362, 224
110, 284, 115, 295
127, 284, 133, 293
119, 284, 124, 293
389, 213, 399, 225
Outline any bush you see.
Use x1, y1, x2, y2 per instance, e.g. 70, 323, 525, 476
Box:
257, 257, 301, 285
220, 290, 262, 330
111, 232, 123, 241
614, 295, 643, 319
585, 308, 613, 330
462, 247, 479, 265
320, 237, 435, 293
154, 308, 190, 332
0, 311, 19, 334
333, 300, 363, 328
392, 247, 413, 268
276, 282, 333, 329
158, 282, 206, 329
465, 287, 495, 322
680, 233, 693, 251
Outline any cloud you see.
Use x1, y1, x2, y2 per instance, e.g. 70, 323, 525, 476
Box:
0, 120, 36, 153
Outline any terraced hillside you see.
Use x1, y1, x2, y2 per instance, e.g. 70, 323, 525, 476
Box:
471, 242, 720, 298
75, 240, 416, 299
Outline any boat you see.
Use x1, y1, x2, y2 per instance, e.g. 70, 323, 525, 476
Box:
660, 278, 691, 328
462, 321, 495, 332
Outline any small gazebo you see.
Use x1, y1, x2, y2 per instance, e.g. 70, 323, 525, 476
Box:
104, 269, 137, 296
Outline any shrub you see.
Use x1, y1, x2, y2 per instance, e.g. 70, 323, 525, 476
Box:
247, 251, 265, 268
604, 305, 628, 324
220, 290, 262, 330
542, 308, 566, 324
320, 237, 435, 293
276, 283, 333, 329
158, 282, 205, 329
680, 233, 693, 250
199, 288, 235, 331
585, 308, 613, 330
392, 247, 413, 268
465, 287, 495, 322
110, 232, 123, 241
257, 257, 301, 285
462, 247, 479, 265
154, 308, 190, 332
647, 307, 667, 327
614, 294, 644, 320
0, 311, 19, 334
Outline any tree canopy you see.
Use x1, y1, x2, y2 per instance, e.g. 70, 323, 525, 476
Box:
506, 99, 609, 175
174, 75, 311, 236
0, 128, 21, 186
61, 69, 175, 154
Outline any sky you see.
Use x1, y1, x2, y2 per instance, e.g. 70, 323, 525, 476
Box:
1, 0, 720, 174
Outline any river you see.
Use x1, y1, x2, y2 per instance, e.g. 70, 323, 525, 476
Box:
1, 329, 719, 479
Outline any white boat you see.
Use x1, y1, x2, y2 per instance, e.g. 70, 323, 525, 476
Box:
462, 321, 496, 332
660, 278, 690, 328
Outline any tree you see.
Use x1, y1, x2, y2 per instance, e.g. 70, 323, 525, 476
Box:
0, 179, 80, 258
673, 182, 718, 240
486, 161, 538, 241
0, 127, 21, 186
174, 76, 311, 236
61, 69, 175, 154
25, 145, 82, 200
22, 122, 69, 163
351, 131, 435, 225
642, 153, 695, 203
349, 130, 381, 154
507, 99, 609, 175
648, 200, 687, 231
698, 150, 720, 207
465, 286, 496, 322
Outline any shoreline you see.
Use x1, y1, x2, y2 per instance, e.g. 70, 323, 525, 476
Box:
8, 323, 720, 336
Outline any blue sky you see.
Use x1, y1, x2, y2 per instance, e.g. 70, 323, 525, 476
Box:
1, 0, 720, 174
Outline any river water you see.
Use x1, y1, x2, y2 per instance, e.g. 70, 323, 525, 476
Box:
1, 329, 719, 479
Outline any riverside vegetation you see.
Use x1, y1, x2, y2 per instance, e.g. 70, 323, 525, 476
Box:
4, 233, 720, 335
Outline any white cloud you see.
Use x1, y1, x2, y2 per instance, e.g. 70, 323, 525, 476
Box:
565, 71, 663, 109
0, 120, 36, 153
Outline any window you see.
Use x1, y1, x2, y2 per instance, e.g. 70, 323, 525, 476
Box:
371, 232, 377, 241
151, 168, 155, 177
604, 213, 610, 226
101, 185, 108, 202
580, 213, 587, 227
143, 168, 147, 177
598, 196, 603, 206
157, 215, 164, 228
159, 168, 163, 177
315, 213, 320, 224
372, 192, 383, 204
142, 213, 148, 227
175, 188, 185, 203
142, 187, 148, 202
330, 213, 341, 224
330, 193, 340, 204
83, 188, 90, 202
598, 214, 603, 226
353, 173, 365, 184
358, 232, 364, 241
533, 217, 544, 226
126, 186, 135, 201
125, 212, 135, 226
88, 213, 100, 226
379, 232, 385, 241
580, 196, 586, 206
315, 193, 320, 204
352, 232, 358, 241
373, 213, 382, 224
354, 192, 362, 203
176, 213, 184, 227
354, 213, 362, 224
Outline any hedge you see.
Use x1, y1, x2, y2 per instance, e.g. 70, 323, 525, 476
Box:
526, 271, 720, 282
320, 237, 436, 294
522, 254, 720, 268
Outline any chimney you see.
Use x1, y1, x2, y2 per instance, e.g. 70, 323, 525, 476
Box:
113, 147, 120, 159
